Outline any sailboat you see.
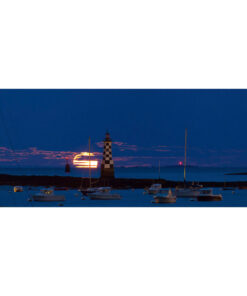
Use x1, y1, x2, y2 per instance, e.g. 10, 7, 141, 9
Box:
79, 137, 99, 198
144, 161, 162, 195
80, 138, 121, 200
175, 129, 221, 200
175, 129, 201, 197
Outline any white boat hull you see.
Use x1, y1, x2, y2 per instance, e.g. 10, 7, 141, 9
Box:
146, 184, 162, 195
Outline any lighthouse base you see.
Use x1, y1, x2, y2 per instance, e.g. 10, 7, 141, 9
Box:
100, 167, 115, 180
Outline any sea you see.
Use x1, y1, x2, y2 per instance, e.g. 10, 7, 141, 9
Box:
1, 166, 247, 207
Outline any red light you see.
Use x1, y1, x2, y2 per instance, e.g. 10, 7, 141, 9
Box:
178, 161, 183, 166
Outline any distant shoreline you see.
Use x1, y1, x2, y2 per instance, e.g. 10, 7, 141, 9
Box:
0, 174, 247, 189
225, 172, 247, 176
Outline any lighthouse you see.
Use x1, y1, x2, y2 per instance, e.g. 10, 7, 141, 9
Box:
101, 132, 115, 179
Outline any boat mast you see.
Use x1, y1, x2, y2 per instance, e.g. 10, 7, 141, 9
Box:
184, 128, 188, 186
89, 137, 92, 188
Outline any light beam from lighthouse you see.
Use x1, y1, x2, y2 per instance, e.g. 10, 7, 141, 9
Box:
101, 132, 115, 179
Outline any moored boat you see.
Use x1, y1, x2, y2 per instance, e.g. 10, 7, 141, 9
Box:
175, 187, 200, 197
145, 184, 162, 195
191, 182, 203, 189
152, 189, 176, 204
13, 186, 24, 193
80, 188, 98, 196
32, 189, 65, 202
80, 187, 111, 196
88, 191, 121, 200
197, 189, 223, 202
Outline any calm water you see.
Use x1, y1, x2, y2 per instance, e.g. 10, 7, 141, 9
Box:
0, 186, 246, 207
1, 167, 247, 207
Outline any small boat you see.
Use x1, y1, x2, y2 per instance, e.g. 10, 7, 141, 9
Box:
197, 189, 223, 202
152, 189, 176, 204
145, 184, 162, 195
32, 189, 65, 202
88, 191, 121, 200
80, 187, 111, 196
175, 187, 200, 197
80, 187, 98, 196
191, 182, 203, 189
97, 187, 112, 192
13, 186, 24, 193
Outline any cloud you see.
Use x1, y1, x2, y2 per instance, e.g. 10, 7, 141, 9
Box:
114, 142, 138, 151
120, 163, 152, 168
97, 141, 138, 152
0, 146, 93, 166
154, 145, 169, 148
0, 143, 246, 168
96, 142, 104, 148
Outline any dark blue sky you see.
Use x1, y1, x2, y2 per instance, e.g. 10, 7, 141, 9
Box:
0, 89, 246, 167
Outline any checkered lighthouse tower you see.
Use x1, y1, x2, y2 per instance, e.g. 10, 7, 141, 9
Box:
101, 132, 115, 179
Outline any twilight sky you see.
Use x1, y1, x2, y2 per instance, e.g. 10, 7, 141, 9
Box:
0, 89, 246, 167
